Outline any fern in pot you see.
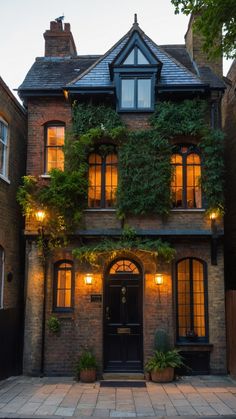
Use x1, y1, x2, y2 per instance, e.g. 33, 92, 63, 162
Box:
145, 330, 184, 383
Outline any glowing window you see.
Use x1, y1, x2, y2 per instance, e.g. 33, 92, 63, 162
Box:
176, 258, 207, 340
45, 124, 65, 173
110, 259, 139, 274
171, 146, 202, 209
88, 152, 118, 208
54, 261, 73, 310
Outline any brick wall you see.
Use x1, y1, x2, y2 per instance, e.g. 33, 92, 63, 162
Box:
27, 97, 72, 176
0, 79, 26, 309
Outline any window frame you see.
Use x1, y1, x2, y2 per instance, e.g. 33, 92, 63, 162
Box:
44, 121, 65, 174
175, 257, 209, 343
0, 117, 9, 181
53, 260, 74, 312
88, 148, 118, 209
120, 75, 153, 111
171, 144, 203, 209
0, 246, 4, 309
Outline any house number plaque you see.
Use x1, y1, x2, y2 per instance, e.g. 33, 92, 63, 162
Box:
90, 294, 102, 303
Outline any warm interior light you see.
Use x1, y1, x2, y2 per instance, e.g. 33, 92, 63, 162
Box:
84, 273, 93, 285
63, 90, 69, 100
209, 212, 217, 220
155, 274, 163, 285
35, 210, 46, 223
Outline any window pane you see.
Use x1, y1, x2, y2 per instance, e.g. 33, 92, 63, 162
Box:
193, 260, 205, 337
88, 154, 102, 207
186, 153, 202, 208
137, 79, 151, 108
0, 121, 8, 177
105, 154, 118, 208
137, 49, 149, 64
171, 154, 183, 208
110, 260, 139, 274
123, 49, 135, 65
46, 125, 65, 172
121, 79, 135, 108
177, 260, 191, 337
56, 263, 72, 308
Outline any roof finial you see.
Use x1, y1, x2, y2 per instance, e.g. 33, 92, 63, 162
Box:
134, 13, 138, 24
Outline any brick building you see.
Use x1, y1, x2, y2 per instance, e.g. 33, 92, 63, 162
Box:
0, 77, 27, 378
18, 16, 226, 376
222, 60, 236, 377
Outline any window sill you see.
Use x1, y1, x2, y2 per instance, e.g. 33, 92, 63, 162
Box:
171, 209, 205, 213
176, 343, 213, 352
0, 174, 10, 184
40, 174, 51, 179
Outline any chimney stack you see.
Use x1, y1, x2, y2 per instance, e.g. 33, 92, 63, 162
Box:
44, 20, 77, 57
185, 14, 222, 77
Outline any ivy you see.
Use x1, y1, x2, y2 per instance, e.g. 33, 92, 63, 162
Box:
73, 227, 175, 267
117, 131, 173, 216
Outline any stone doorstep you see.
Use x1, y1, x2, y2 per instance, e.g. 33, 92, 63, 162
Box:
102, 373, 145, 380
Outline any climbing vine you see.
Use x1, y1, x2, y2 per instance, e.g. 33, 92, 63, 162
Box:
17, 99, 225, 253
73, 226, 175, 266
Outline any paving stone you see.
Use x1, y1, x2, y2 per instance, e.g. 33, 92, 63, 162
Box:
17, 401, 42, 415
193, 404, 218, 415
74, 407, 94, 416
110, 410, 136, 417
93, 408, 110, 416
209, 402, 235, 415
176, 405, 198, 415
34, 403, 58, 416
54, 406, 75, 416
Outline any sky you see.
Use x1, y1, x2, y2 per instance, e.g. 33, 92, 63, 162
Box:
0, 0, 233, 100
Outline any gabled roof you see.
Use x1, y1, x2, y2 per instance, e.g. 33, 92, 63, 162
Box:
68, 22, 203, 90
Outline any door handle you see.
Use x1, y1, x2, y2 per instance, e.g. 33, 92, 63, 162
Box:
106, 306, 110, 320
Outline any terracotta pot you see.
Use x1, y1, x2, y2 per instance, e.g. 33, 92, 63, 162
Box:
80, 369, 96, 383
151, 367, 174, 383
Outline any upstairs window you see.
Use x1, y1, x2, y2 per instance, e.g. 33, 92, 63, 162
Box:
171, 145, 202, 209
0, 118, 8, 179
53, 261, 73, 311
121, 78, 151, 110
122, 47, 150, 65
88, 151, 118, 208
45, 123, 65, 173
176, 258, 208, 341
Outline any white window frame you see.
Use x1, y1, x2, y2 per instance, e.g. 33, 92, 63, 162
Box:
0, 117, 9, 181
0, 247, 4, 309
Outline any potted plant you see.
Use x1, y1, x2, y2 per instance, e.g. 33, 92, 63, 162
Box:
75, 350, 97, 383
145, 329, 184, 383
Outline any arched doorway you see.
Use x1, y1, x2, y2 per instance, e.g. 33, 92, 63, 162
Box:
103, 258, 143, 372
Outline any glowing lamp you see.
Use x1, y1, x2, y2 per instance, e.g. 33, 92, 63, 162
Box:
35, 210, 46, 223
155, 274, 163, 285
84, 273, 93, 285
209, 212, 217, 220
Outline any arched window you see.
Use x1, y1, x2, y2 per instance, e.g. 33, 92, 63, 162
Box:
88, 151, 118, 208
0, 117, 9, 179
176, 258, 208, 341
45, 122, 65, 173
53, 261, 73, 311
0, 246, 4, 308
109, 259, 139, 274
171, 145, 202, 209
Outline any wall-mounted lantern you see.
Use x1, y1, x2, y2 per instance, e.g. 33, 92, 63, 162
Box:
35, 209, 46, 224
155, 273, 163, 286
84, 273, 93, 285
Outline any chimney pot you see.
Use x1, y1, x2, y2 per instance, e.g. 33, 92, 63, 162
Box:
44, 21, 77, 57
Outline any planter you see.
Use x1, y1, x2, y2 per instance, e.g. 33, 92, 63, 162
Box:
151, 367, 174, 383
80, 369, 96, 383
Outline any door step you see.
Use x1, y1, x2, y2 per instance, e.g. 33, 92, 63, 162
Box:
102, 372, 144, 380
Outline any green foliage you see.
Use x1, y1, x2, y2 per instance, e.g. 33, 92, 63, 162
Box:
145, 349, 184, 372
200, 129, 225, 214
150, 100, 207, 137
73, 228, 175, 266
154, 330, 171, 352
75, 350, 98, 373
171, 0, 236, 59
47, 316, 61, 334
117, 131, 173, 215
72, 103, 124, 136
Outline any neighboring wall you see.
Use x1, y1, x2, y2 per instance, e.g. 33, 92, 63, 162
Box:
0, 77, 27, 378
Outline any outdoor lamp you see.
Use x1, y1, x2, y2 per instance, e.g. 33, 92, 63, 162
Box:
155, 273, 164, 285
35, 209, 46, 223
84, 273, 93, 285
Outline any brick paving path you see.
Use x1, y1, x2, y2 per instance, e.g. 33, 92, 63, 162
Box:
0, 375, 236, 418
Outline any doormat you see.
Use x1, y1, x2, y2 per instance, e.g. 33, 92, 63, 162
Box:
100, 381, 146, 388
